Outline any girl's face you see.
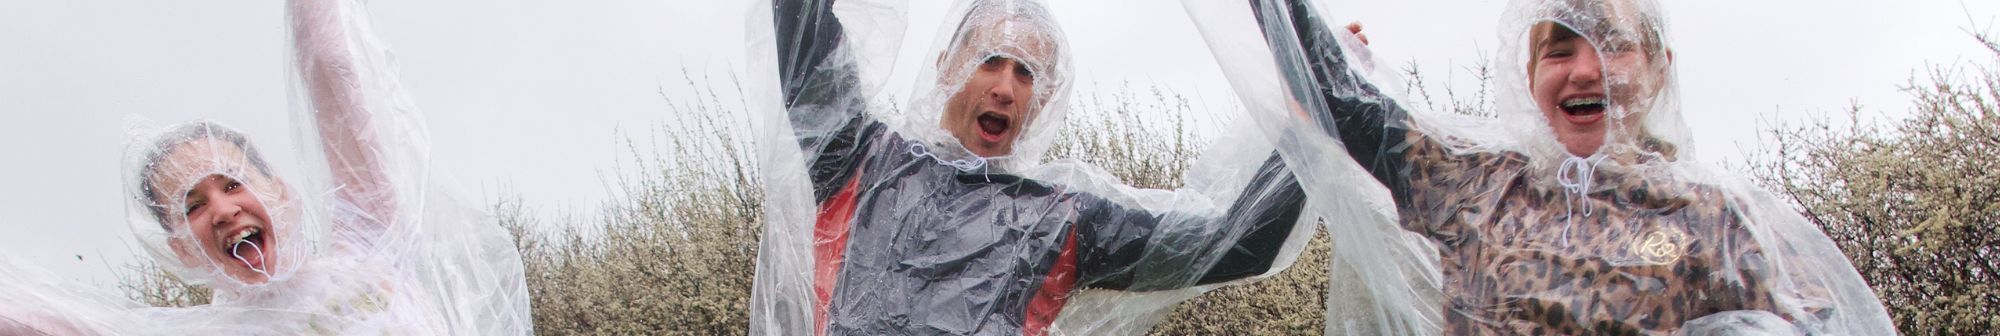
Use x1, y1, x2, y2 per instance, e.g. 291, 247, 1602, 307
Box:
149, 138, 285, 285
1529, 22, 1658, 157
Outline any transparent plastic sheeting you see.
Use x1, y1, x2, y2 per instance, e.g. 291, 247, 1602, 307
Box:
1186, 0, 1896, 334
0, 0, 532, 334
743, 0, 1377, 334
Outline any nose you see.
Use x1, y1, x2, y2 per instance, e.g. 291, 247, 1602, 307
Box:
988, 65, 1018, 106
1570, 48, 1604, 87
211, 197, 242, 228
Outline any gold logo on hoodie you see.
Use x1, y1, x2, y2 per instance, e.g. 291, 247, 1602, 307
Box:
1630, 228, 1688, 265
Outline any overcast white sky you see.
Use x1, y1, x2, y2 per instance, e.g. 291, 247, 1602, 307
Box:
3, 0, 1995, 291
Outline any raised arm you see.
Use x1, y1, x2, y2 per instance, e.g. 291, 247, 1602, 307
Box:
1073, 154, 1307, 291
1249, 0, 1420, 205
289, 0, 398, 231
775, 0, 847, 107
773, 0, 887, 203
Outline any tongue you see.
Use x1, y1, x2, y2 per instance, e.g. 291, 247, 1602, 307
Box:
977, 116, 1008, 136
230, 239, 267, 272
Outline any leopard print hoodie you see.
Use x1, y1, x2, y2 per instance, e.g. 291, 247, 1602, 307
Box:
1235, 0, 1895, 333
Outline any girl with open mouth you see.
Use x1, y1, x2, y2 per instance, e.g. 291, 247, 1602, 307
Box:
0, 0, 532, 334
1189, 0, 1898, 334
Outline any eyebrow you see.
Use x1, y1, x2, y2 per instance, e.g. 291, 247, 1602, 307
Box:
179, 175, 221, 200
182, 183, 200, 201
1537, 28, 1581, 51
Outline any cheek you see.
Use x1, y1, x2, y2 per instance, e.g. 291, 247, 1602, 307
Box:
1530, 69, 1559, 98
236, 194, 270, 219
1532, 78, 1563, 111
167, 237, 205, 266
1608, 56, 1656, 84
179, 212, 210, 236
1017, 81, 1036, 102
945, 93, 973, 124
953, 77, 985, 102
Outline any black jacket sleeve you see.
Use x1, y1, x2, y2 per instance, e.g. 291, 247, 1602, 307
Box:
1248, 0, 1418, 205
1073, 153, 1306, 291
774, 0, 886, 203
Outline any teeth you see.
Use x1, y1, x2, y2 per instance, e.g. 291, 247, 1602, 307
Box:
1562, 97, 1607, 107
230, 228, 258, 246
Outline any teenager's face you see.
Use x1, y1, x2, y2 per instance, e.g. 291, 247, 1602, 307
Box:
149, 138, 283, 284
938, 14, 1056, 158
1529, 23, 1655, 156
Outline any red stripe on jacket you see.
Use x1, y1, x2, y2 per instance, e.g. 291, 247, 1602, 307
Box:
813, 175, 863, 336
1022, 227, 1080, 336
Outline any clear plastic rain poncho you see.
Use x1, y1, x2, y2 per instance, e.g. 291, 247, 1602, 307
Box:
0, 0, 530, 334
744, 0, 1367, 334
1183, 0, 1897, 334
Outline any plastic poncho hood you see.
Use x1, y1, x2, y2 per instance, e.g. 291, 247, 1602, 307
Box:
749, 0, 1335, 334
1490, 0, 1690, 167
900, 0, 1074, 173
1184, 0, 1896, 334
0, 0, 532, 334
125, 120, 320, 296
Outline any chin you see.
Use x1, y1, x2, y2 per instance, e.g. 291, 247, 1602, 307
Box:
1564, 141, 1603, 156
971, 146, 1006, 158
234, 274, 270, 285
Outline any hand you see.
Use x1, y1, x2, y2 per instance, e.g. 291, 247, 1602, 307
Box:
1345, 22, 1370, 45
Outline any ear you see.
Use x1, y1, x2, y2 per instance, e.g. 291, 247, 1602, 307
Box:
257, 174, 303, 223
936, 51, 948, 73
266, 175, 292, 203
936, 51, 957, 86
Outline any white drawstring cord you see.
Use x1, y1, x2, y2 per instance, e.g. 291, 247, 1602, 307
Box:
909, 143, 990, 172
231, 239, 273, 277
1554, 155, 1604, 247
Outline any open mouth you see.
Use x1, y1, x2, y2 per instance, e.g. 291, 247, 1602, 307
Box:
224, 227, 270, 274
1559, 96, 1608, 124
975, 112, 1011, 143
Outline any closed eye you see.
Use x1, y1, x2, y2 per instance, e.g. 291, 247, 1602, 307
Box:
1543, 47, 1574, 60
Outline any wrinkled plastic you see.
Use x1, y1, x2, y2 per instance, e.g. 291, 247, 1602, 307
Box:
1185, 0, 1896, 334
0, 0, 531, 334
123, 121, 319, 292
746, 0, 1351, 334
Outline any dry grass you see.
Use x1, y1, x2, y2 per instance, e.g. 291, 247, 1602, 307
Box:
503, 81, 764, 335
117, 261, 211, 308
1049, 87, 1335, 335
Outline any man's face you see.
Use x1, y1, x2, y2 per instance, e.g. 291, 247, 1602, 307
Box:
942, 55, 1038, 157
938, 12, 1057, 158
1529, 23, 1655, 156
148, 138, 284, 284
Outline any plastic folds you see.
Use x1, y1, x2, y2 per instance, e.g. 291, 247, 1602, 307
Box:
745, 0, 1366, 334
1184, 0, 1896, 334
0, 0, 532, 334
